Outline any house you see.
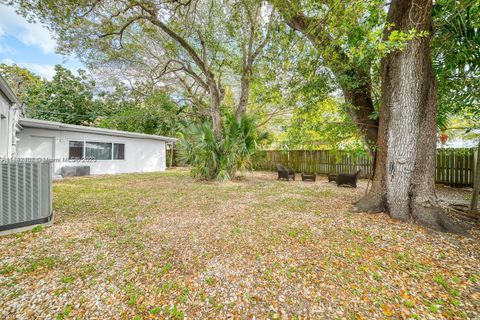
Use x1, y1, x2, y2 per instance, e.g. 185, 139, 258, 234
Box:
438, 128, 480, 149
0, 75, 21, 158
15, 118, 176, 176
1, 73, 175, 234
0, 74, 176, 176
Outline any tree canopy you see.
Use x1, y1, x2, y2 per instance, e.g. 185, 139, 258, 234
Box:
1, 0, 478, 192
432, 0, 480, 126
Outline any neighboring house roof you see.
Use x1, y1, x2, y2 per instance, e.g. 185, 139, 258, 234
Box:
0, 74, 20, 105
437, 129, 480, 148
19, 118, 177, 142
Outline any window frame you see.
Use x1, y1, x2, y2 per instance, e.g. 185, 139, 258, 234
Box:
68, 139, 126, 161
113, 143, 125, 160
85, 141, 113, 161
68, 140, 85, 160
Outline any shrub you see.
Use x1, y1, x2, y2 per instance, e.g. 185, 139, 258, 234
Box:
179, 114, 267, 181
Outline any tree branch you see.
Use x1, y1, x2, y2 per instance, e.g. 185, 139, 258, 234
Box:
137, 3, 211, 77
98, 15, 149, 48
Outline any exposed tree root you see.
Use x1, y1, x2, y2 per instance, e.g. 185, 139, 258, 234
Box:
353, 192, 385, 213
353, 192, 471, 236
411, 199, 470, 236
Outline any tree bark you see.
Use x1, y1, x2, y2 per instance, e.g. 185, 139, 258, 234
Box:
236, 70, 250, 121
470, 141, 480, 215
235, 5, 271, 122
207, 76, 223, 140
340, 72, 379, 151
354, 81, 389, 212
145, 9, 224, 140
356, 0, 467, 234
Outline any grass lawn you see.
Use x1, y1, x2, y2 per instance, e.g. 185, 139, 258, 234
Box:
0, 169, 479, 319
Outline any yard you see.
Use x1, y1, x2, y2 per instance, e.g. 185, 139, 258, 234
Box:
0, 170, 479, 319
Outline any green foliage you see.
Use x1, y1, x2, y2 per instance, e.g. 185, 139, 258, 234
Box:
149, 307, 161, 315
278, 97, 365, 152
432, 0, 480, 125
31, 225, 44, 233
167, 305, 184, 320
0, 63, 42, 101
1, 61, 185, 136
23, 65, 97, 125
179, 114, 267, 181
376, 28, 429, 56
4, 0, 477, 156
179, 121, 220, 180
96, 90, 183, 137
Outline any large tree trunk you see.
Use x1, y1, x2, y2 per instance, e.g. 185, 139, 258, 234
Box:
354, 83, 389, 212
340, 70, 379, 150
236, 70, 250, 121
356, 0, 467, 234
383, 0, 433, 221
209, 80, 223, 140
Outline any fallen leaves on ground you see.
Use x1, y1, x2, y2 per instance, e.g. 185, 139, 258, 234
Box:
0, 169, 478, 319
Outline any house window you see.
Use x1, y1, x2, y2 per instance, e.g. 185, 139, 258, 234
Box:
86, 142, 112, 160
69, 140, 126, 161
69, 141, 84, 159
113, 143, 125, 160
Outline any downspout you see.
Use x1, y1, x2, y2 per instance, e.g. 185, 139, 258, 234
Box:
8, 104, 22, 158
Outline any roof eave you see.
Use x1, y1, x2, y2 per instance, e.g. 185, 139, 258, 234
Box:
18, 118, 177, 142
0, 74, 20, 105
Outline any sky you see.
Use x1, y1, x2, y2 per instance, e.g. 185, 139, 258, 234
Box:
0, 3, 83, 80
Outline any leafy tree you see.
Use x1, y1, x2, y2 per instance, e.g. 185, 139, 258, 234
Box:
1, 62, 185, 135
23, 65, 96, 125
269, 0, 386, 152
356, 0, 467, 233
432, 0, 479, 216
432, 0, 480, 125
96, 90, 184, 137
247, 22, 342, 148
6, 0, 273, 142
280, 98, 363, 151
0, 63, 42, 102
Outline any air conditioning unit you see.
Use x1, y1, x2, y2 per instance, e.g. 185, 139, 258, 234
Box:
0, 161, 53, 235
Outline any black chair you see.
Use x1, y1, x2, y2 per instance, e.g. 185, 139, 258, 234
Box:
336, 170, 362, 188
276, 164, 295, 181
301, 173, 316, 182
328, 174, 337, 182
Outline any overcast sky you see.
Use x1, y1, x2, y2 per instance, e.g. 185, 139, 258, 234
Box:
0, 3, 83, 79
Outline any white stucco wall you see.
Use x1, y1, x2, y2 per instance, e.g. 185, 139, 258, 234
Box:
0, 92, 10, 158
0, 92, 20, 158
16, 127, 167, 175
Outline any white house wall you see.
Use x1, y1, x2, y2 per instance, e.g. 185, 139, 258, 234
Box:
0, 92, 20, 158
16, 127, 167, 175
0, 92, 10, 157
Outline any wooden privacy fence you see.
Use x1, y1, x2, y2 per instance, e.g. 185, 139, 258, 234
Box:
435, 148, 477, 187
252, 150, 373, 179
252, 148, 478, 187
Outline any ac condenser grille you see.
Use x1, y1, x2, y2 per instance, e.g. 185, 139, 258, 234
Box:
0, 162, 52, 232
